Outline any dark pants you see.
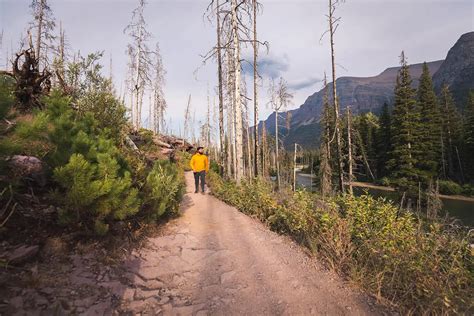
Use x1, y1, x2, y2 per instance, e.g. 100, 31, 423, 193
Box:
194, 171, 206, 192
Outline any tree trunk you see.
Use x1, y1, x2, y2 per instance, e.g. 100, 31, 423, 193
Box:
231, 0, 244, 183
134, 23, 143, 130
293, 143, 297, 191
253, 0, 259, 177
216, 0, 226, 176
275, 110, 280, 190
329, 0, 345, 193
35, 0, 45, 66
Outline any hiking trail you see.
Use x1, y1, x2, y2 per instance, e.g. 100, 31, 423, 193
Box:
4, 172, 380, 315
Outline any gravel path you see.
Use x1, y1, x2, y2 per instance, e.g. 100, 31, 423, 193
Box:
3, 172, 380, 315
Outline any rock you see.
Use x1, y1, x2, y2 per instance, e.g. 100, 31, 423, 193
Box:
134, 289, 160, 300
144, 279, 164, 290
7, 155, 46, 186
6, 245, 39, 265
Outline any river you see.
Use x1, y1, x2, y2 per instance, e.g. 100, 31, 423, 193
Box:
296, 173, 474, 227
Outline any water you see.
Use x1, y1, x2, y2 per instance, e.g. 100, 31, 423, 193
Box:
296, 174, 474, 227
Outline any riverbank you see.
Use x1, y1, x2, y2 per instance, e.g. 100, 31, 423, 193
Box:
298, 174, 474, 202
351, 181, 474, 202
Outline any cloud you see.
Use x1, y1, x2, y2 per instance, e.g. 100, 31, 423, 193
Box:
242, 53, 290, 79
288, 76, 322, 90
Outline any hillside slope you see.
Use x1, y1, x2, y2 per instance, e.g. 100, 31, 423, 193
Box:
260, 32, 473, 149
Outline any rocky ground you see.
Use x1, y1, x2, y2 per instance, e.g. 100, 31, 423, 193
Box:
1, 172, 383, 315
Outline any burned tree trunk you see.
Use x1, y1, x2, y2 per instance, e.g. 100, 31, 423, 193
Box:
4, 49, 51, 111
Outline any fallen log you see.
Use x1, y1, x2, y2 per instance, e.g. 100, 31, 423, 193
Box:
152, 136, 172, 148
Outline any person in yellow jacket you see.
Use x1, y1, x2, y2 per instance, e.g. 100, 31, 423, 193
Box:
190, 146, 209, 193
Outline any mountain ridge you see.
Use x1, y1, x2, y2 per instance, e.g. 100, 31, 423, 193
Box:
259, 32, 473, 149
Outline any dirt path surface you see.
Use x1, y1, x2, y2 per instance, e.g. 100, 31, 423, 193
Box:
118, 172, 378, 315
2, 172, 380, 315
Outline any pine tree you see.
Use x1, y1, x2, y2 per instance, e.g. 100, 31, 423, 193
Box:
416, 62, 442, 179
319, 77, 333, 197
439, 85, 462, 180
464, 91, 474, 181
376, 103, 391, 178
388, 52, 421, 193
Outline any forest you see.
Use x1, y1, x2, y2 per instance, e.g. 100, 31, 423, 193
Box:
0, 0, 472, 315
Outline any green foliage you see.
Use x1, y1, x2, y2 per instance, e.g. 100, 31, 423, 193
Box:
142, 160, 184, 220
208, 171, 473, 313
53, 153, 140, 235
438, 180, 463, 195
439, 85, 463, 181
76, 91, 128, 138
464, 91, 474, 181
375, 103, 392, 178
461, 184, 474, 196
0, 75, 14, 120
388, 52, 422, 192
209, 159, 220, 174
416, 63, 442, 179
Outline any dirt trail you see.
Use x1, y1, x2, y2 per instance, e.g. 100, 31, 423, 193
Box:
119, 172, 378, 315
3, 172, 380, 315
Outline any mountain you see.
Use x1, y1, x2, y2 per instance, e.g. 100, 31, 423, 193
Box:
260, 32, 473, 149
432, 32, 474, 108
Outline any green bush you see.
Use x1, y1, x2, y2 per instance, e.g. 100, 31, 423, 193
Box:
76, 91, 128, 138
142, 160, 184, 220
0, 75, 14, 120
54, 153, 140, 235
207, 172, 473, 314
210, 159, 220, 174
439, 180, 463, 195
375, 177, 392, 187
462, 184, 474, 196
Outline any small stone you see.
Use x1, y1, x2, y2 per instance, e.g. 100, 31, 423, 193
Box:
158, 296, 170, 305
7, 245, 39, 265
134, 289, 160, 300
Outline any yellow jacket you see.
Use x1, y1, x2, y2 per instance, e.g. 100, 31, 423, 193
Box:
190, 153, 209, 172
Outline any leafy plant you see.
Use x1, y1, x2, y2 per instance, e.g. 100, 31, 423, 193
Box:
142, 160, 184, 220
438, 180, 463, 195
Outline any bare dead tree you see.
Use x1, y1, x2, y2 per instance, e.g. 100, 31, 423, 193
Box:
124, 0, 154, 130
323, 0, 345, 193
29, 0, 56, 69
268, 77, 293, 190
152, 42, 167, 134
184, 94, 192, 141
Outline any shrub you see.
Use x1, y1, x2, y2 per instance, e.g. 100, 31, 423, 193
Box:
76, 91, 128, 139
461, 184, 474, 196
142, 160, 184, 220
0, 75, 14, 120
54, 153, 140, 235
438, 180, 463, 195
376, 177, 392, 187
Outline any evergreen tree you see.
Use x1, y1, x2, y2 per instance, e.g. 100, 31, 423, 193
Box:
463, 91, 474, 181
388, 52, 421, 193
416, 62, 442, 179
439, 85, 462, 180
357, 112, 378, 179
376, 103, 391, 178
319, 77, 333, 197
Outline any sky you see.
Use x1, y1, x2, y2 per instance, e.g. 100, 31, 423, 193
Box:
0, 0, 473, 136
